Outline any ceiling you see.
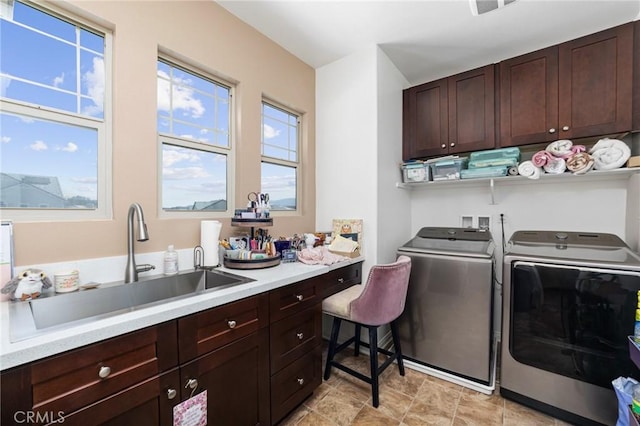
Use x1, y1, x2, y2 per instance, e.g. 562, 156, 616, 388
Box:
217, 0, 640, 86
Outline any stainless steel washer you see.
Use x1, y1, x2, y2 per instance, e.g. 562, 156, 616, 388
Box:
396, 227, 495, 388
501, 230, 640, 425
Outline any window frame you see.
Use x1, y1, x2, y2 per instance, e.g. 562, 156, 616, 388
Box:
0, 0, 112, 222
261, 99, 301, 215
157, 55, 235, 219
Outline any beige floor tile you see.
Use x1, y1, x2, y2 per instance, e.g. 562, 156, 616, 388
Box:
503, 399, 556, 426
296, 410, 338, 426
403, 399, 456, 426
415, 378, 462, 413
351, 405, 401, 426
304, 382, 334, 409
367, 386, 414, 421
279, 405, 312, 426
380, 367, 427, 398
313, 387, 365, 426
335, 373, 374, 403
453, 397, 504, 425
459, 387, 504, 407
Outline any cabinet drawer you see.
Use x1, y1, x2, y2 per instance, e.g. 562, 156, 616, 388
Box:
270, 344, 322, 425
324, 262, 363, 298
270, 304, 322, 373
178, 293, 269, 363
269, 277, 322, 323
28, 321, 177, 417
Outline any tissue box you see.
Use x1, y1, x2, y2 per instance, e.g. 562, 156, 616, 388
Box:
329, 248, 361, 258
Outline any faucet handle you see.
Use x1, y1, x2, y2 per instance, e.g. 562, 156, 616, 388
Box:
136, 264, 156, 273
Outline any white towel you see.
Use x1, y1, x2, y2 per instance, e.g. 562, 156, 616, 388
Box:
566, 152, 594, 175
589, 138, 631, 170
546, 140, 574, 159
543, 157, 566, 174
517, 161, 542, 180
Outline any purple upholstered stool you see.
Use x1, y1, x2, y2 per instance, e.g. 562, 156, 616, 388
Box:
322, 255, 412, 408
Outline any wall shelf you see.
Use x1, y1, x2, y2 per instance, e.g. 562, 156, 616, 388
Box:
396, 167, 639, 204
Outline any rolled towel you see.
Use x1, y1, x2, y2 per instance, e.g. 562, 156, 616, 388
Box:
507, 166, 519, 176
589, 138, 631, 170
566, 152, 594, 175
546, 139, 574, 159
543, 157, 567, 174
517, 161, 542, 180
571, 145, 586, 154
532, 150, 553, 167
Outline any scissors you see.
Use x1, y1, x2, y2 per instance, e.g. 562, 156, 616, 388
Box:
259, 193, 269, 206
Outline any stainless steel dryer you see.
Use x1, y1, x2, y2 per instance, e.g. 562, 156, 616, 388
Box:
396, 227, 495, 390
501, 230, 640, 426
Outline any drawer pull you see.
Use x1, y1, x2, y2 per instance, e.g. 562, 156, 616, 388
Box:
296, 294, 303, 301
167, 388, 177, 400
549, 128, 556, 134
337, 278, 344, 283
98, 366, 111, 379
185, 378, 199, 398
296, 332, 304, 340
297, 378, 304, 386
228, 320, 237, 329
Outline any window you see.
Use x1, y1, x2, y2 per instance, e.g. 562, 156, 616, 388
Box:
0, 0, 111, 220
157, 59, 231, 213
261, 101, 299, 211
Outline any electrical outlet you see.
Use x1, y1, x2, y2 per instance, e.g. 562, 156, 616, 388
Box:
478, 215, 491, 231
460, 215, 474, 228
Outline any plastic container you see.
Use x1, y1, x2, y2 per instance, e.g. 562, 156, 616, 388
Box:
461, 166, 509, 179
401, 161, 430, 183
633, 384, 640, 415
430, 158, 468, 181
635, 309, 640, 343
163, 245, 179, 275
54, 270, 79, 293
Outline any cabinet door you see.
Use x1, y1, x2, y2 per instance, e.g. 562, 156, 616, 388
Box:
180, 329, 270, 426
558, 23, 633, 139
499, 46, 559, 147
50, 369, 180, 426
448, 65, 496, 154
403, 78, 449, 160
270, 304, 322, 373
633, 20, 640, 131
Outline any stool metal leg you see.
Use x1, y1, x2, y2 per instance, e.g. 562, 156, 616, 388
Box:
390, 320, 405, 376
354, 324, 361, 356
368, 325, 379, 408
324, 317, 342, 380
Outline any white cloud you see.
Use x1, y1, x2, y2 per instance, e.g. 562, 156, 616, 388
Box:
19, 116, 35, 124
157, 70, 205, 119
61, 142, 78, 152
30, 140, 48, 151
82, 57, 105, 117
1, 136, 10, 143
53, 73, 65, 88
163, 166, 210, 180
163, 148, 200, 167
263, 124, 280, 139
71, 176, 97, 184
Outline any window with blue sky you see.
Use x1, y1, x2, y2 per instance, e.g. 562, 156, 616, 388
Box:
0, 0, 108, 214
157, 59, 230, 212
261, 101, 298, 211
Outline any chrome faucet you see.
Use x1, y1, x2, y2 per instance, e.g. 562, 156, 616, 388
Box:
124, 202, 155, 283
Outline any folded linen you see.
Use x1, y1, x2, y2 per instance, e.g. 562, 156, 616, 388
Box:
532, 150, 553, 167
566, 152, 594, 175
546, 140, 574, 159
297, 246, 347, 265
543, 157, 566, 174
589, 138, 631, 170
517, 161, 542, 180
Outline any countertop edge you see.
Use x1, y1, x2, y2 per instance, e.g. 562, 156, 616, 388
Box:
0, 257, 364, 371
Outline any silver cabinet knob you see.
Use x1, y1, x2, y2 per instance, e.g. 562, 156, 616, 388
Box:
98, 366, 111, 379
297, 378, 304, 386
562, 125, 569, 131
450, 142, 455, 147
296, 294, 303, 301
441, 144, 446, 149
227, 320, 237, 329
337, 278, 344, 283
167, 388, 177, 400
296, 332, 304, 340
549, 128, 556, 134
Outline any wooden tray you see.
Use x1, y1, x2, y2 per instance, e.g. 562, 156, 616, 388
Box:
223, 255, 281, 269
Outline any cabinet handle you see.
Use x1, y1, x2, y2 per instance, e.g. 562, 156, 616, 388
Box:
98, 366, 111, 379
185, 378, 198, 398
337, 278, 344, 283
549, 128, 556, 134
227, 320, 237, 329
296, 294, 303, 301
297, 378, 305, 386
167, 388, 177, 400
450, 142, 455, 147
441, 144, 446, 149
562, 125, 569, 131
297, 332, 304, 340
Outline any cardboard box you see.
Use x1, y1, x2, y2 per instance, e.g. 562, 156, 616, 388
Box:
329, 248, 361, 258
628, 156, 640, 168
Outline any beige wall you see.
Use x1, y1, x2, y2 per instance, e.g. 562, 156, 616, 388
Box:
11, 0, 316, 266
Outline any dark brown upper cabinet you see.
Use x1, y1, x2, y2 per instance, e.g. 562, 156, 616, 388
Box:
403, 65, 495, 160
500, 23, 633, 147
633, 20, 640, 131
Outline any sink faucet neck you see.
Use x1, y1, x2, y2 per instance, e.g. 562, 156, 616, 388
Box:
125, 202, 152, 283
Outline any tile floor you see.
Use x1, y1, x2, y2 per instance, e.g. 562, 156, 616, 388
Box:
278, 342, 571, 426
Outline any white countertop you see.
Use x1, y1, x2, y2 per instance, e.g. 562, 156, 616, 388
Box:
0, 258, 363, 371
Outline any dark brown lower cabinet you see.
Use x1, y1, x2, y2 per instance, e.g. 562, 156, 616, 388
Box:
180, 328, 271, 426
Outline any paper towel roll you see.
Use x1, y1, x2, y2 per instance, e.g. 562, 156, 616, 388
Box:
201, 220, 222, 267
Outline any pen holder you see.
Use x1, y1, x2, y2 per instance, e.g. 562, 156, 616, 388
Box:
274, 240, 291, 258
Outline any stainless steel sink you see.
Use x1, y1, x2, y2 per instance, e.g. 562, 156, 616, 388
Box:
8, 269, 254, 342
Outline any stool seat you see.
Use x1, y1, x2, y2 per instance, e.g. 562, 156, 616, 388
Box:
322, 255, 412, 408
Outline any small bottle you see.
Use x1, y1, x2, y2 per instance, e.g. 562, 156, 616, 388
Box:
163, 245, 178, 275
